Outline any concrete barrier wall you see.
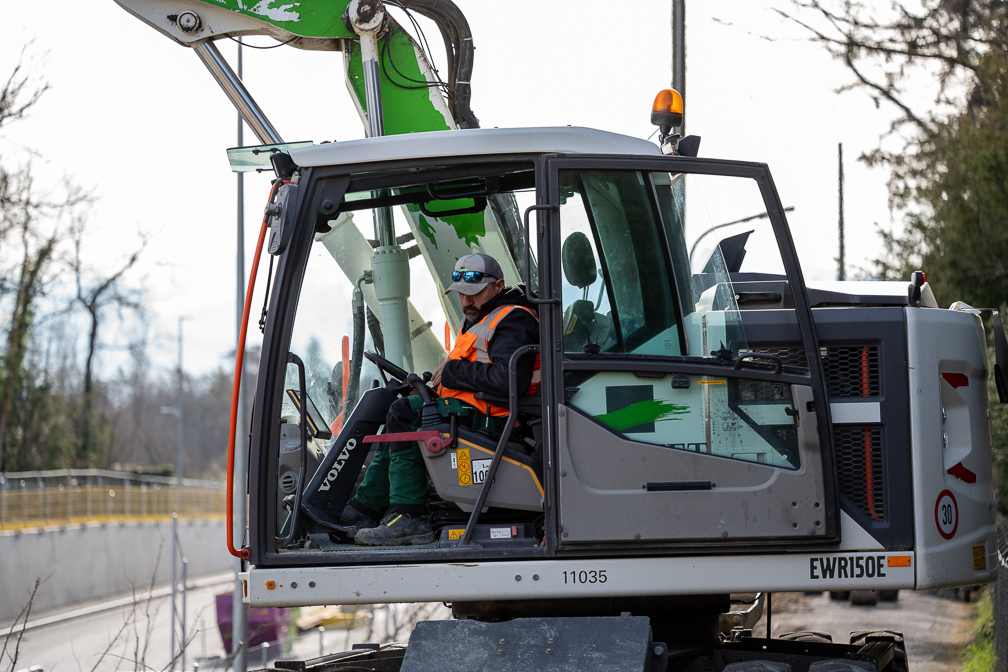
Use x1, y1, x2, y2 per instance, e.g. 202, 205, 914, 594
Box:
1, 518, 232, 622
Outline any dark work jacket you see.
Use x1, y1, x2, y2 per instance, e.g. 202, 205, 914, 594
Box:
440, 285, 540, 399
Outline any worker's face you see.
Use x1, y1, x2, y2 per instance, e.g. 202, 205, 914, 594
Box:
458, 279, 505, 322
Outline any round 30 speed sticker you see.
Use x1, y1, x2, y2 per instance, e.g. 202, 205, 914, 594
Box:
935, 489, 958, 540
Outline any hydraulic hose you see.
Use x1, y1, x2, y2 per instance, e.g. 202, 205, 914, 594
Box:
345, 277, 367, 416
366, 306, 385, 357
226, 179, 285, 560
395, 0, 479, 128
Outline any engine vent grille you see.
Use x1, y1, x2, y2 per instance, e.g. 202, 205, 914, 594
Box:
823, 345, 880, 398
750, 346, 809, 369
835, 425, 885, 520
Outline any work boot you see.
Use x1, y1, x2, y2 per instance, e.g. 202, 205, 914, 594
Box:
354, 512, 435, 546
333, 502, 379, 537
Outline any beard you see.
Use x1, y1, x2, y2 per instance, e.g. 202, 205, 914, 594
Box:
463, 306, 481, 322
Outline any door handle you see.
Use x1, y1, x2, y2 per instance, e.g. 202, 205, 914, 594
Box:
522, 204, 561, 305
734, 351, 783, 374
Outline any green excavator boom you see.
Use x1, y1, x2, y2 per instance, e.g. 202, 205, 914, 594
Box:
113, 0, 507, 374
113, 0, 474, 137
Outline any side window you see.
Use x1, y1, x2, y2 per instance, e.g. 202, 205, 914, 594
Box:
568, 372, 800, 470
562, 169, 806, 472
558, 170, 681, 356
652, 171, 751, 359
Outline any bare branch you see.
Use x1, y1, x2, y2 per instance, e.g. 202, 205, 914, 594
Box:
842, 52, 938, 133
138, 541, 165, 667
0, 47, 49, 131
775, 5, 980, 72
770, 0, 1007, 135
2, 574, 52, 672
66, 213, 147, 468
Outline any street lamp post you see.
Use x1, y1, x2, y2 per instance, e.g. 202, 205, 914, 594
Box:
232, 41, 250, 672
176, 316, 184, 487
159, 317, 186, 487
672, 0, 685, 135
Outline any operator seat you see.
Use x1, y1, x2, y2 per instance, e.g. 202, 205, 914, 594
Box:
418, 397, 545, 513
562, 231, 599, 352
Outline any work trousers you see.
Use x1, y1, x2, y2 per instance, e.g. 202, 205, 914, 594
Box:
350, 395, 504, 518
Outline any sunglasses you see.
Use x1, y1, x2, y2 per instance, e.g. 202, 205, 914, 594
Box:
452, 270, 497, 283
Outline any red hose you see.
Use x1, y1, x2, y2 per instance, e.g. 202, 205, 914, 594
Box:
227, 181, 284, 560
331, 335, 350, 435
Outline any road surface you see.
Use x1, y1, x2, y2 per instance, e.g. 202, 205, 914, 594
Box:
3, 576, 448, 671
756, 591, 975, 672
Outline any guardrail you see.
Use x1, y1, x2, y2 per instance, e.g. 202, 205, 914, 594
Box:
0, 469, 227, 530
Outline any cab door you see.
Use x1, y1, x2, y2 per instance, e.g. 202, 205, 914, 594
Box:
544, 156, 838, 547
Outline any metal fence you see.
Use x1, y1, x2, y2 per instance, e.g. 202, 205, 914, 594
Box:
0, 469, 226, 530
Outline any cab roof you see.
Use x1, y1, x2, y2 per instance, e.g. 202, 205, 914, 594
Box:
288, 126, 661, 168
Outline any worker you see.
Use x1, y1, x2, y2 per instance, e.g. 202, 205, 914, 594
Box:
336, 253, 541, 546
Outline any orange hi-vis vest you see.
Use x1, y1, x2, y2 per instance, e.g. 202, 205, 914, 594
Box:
438, 304, 541, 417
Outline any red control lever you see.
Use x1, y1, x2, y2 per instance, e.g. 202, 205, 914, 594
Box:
363, 430, 448, 455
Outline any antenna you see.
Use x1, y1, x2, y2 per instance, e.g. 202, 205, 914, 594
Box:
838, 142, 845, 281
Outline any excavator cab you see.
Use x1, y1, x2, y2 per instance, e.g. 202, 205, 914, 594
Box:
247, 130, 841, 569
227, 128, 996, 672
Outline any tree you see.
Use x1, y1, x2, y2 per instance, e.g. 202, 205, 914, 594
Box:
0, 51, 86, 471
777, 0, 1008, 306
68, 213, 146, 468
779, 0, 1008, 510
0, 220, 56, 471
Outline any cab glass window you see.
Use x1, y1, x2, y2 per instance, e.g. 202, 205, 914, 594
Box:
568, 371, 800, 470
562, 169, 803, 472
278, 166, 537, 540
559, 170, 680, 356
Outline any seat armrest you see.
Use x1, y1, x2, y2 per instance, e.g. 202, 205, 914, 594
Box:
473, 392, 542, 417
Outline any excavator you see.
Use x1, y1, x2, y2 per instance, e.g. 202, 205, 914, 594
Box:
113, 1, 1002, 670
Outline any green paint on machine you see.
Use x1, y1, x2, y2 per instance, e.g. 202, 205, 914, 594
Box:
189, 0, 356, 38
595, 400, 689, 432
345, 25, 452, 136
212, 2, 488, 252
414, 210, 439, 250
409, 203, 487, 249
445, 212, 486, 247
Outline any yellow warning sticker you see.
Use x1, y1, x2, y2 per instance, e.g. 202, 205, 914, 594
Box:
457, 448, 471, 486
973, 545, 987, 571
697, 380, 727, 385
447, 528, 464, 540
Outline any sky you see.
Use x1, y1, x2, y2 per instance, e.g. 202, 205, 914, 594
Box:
0, 0, 905, 380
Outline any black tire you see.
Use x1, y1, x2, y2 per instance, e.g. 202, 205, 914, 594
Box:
808, 661, 880, 671
829, 591, 850, 601
850, 630, 908, 672
779, 631, 834, 643
849, 590, 878, 606
878, 590, 899, 602
723, 662, 793, 672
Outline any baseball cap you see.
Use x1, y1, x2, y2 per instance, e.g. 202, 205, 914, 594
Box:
445, 253, 504, 296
